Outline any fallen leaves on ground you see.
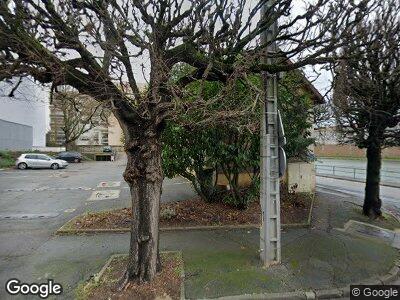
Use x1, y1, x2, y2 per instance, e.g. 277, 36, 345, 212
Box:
72, 194, 311, 230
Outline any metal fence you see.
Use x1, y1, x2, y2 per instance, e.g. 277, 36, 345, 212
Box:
315, 164, 400, 184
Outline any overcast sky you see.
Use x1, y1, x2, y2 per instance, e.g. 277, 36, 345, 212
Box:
0, 0, 333, 146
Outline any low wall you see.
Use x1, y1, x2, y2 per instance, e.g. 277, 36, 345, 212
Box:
217, 172, 253, 188
75, 145, 124, 153
32, 146, 66, 152
315, 144, 400, 159
217, 161, 316, 193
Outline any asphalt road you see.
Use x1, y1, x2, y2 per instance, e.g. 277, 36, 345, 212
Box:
0, 157, 195, 298
317, 176, 400, 219
1, 157, 399, 298
316, 158, 400, 185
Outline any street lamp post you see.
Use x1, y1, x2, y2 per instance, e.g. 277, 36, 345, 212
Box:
260, 0, 281, 267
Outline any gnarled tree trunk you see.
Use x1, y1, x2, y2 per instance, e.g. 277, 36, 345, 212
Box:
122, 126, 163, 284
65, 140, 76, 151
363, 143, 382, 218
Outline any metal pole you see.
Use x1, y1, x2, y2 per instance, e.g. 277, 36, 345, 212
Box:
260, 0, 281, 266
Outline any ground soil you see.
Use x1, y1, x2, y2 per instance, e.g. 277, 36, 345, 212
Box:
77, 253, 182, 300
70, 194, 312, 230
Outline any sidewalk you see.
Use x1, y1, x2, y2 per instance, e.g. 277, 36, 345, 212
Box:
1, 192, 399, 299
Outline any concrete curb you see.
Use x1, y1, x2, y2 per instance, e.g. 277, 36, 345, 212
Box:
56, 196, 315, 235
198, 254, 400, 300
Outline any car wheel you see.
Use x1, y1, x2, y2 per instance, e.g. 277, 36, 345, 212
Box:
51, 163, 59, 170
74, 158, 79, 163
18, 163, 27, 170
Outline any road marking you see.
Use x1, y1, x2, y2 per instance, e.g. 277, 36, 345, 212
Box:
88, 190, 120, 201
0, 213, 60, 220
97, 181, 121, 188
2, 187, 94, 192
64, 208, 76, 213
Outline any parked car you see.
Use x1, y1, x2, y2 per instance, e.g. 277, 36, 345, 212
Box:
55, 151, 82, 163
15, 154, 68, 170
103, 146, 113, 153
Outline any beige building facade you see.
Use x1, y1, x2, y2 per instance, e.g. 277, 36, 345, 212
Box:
107, 114, 124, 147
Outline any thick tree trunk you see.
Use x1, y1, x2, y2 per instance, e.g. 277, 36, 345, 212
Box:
363, 144, 382, 218
65, 140, 76, 151
121, 129, 163, 284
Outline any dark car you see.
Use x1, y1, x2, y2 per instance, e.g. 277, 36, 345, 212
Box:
55, 151, 82, 163
103, 146, 113, 153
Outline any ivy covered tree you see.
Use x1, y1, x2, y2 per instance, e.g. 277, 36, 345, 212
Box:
332, 0, 400, 218
0, 0, 374, 285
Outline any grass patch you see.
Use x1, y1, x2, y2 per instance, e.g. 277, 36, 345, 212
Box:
0, 150, 15, 168
76, 252, 183, 300
331, 201, 400, 230
183, 232, 399, 298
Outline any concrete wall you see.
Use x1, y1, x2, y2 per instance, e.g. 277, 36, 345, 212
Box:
0, 119, 33, 150
315, 144, 400, 159
32, 146, 66, 152
217, 172, 254, 187
108, 114, 123, 146
75, 144, 124, 153
216, 162, 316, 193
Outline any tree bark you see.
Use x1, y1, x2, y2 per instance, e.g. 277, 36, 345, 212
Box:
65, 140, 76, 151
363, 143, 382, 218
122, 127, 163, 284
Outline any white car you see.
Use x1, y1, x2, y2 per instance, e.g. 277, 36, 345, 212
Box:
15, 153, 68, 170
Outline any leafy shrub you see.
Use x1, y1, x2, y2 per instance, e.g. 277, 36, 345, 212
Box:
160, 207, 177, 220
0, 150, 15, 168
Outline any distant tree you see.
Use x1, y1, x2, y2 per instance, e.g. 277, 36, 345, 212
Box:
332, 1, 400, 218
51, 90, 109, 150
0, 0, 375, 285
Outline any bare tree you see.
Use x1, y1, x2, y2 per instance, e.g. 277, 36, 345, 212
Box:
0, 0, 375, 284
332, 0, 400, 218
50, 90, 109, 150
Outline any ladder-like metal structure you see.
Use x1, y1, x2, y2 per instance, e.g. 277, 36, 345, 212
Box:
260, 0, 281, 266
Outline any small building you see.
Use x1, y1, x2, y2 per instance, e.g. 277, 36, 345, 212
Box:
0, 119, 33, 150
0, 79, 49, 148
